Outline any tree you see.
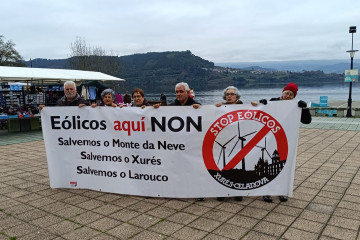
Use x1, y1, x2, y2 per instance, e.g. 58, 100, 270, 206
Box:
69, 36, 121, 76
0, 35, 25, 66
69, 36, 124, 92
69, 36, 91, 70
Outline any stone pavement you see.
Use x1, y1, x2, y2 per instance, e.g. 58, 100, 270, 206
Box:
0, 117, 359, 239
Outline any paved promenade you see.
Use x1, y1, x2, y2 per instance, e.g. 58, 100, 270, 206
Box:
0, 117, 359, 239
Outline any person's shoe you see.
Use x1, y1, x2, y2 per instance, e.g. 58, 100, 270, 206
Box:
197, 198, 205, 201
279, 196, 288, 202
263, 195, 273, 203
235, 196, 243, 201
217, 197, 225, 201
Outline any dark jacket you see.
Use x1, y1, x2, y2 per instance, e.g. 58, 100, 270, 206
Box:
56, 94, 90, 106
131, 98, 150, 107
169, 97, 200, 106
225, 100, 243, 104
123, 94, 131, 104
100, 102, 115, 107
270, 97, 311, 124
160, 95, 167, 101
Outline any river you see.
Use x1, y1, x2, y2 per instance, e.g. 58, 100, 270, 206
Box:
145, 83, 360, 105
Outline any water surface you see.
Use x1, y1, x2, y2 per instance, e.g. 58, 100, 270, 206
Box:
145, 83, 360, 105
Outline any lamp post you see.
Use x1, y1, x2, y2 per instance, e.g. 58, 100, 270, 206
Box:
346, 26, 358, 117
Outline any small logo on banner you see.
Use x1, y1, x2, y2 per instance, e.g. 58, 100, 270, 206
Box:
202, 110, 289, 190
70, 181, 77, 187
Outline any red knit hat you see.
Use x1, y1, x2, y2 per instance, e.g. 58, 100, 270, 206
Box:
283, 82, 298, 97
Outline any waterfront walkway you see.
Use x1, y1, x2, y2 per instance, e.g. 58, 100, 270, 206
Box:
0, 117, 359, 239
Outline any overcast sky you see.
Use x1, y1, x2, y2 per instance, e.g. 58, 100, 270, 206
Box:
2, 0, 360, 63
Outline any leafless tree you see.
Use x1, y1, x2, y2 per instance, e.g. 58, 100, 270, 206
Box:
69, 36, 121, 76
0, 35, 25, 66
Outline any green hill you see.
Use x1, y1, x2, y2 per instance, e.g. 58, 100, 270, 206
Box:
25, 51, 344, 92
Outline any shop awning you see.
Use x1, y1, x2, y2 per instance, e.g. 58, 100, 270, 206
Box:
0, 66, 125, 83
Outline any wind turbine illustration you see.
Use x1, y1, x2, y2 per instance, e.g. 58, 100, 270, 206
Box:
215, 135, 237, 169
228, 122, 257, 171
256, 138, 272, 162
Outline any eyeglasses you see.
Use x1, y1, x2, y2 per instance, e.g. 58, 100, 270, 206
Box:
282, 91, 294, 97
133, 95, 143, 99
226, 93, 236, 96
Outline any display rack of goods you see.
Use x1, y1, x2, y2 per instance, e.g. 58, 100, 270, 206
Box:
0, 84, 24, 108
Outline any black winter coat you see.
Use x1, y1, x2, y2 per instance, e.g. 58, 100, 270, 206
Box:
169, 97, 200, 106
56, 94, 90, 106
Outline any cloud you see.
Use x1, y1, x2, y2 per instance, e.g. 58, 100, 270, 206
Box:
2, 0, 360, 62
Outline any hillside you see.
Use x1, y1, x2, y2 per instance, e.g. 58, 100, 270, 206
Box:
216, 59, 360, 74
118, 51, 215, 91
24, 51, 345, 92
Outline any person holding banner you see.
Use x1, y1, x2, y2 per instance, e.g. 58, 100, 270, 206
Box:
38, 81, 89, 110
168, 82, 200, 108
167, 82, 202, 201
91, 89, 117, 107
131, 88, 151, 109
216, 86, 244, 202
56, 81, 90, 107
215, 86, 243, 107
252, 82, 311, 203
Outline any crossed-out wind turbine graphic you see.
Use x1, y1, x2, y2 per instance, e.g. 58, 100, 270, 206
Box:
205, 112, 289, 190
215, 122, 257, 171
215, 135, 236, 169
228, 122, 256, 171
256, 138, 272, 162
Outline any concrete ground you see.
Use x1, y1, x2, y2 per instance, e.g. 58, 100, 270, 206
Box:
327, 100, 360, 108
0, 117, 359, 239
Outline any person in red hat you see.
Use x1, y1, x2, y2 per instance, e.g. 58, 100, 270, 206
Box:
282, 82, 298, 99
252, 82, 311, 203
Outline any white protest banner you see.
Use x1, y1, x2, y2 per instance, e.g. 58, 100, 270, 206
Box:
41, 100, 301, 198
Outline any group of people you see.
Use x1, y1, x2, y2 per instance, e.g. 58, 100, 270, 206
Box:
90, 88, 151, 109
40, 80, 311, 203
47, 81, 201, 110
39, 82, 152, 110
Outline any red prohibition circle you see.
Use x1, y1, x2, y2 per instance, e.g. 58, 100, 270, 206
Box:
202, 110, 288, 189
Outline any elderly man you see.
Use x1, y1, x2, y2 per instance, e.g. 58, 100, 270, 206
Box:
56, 81, 89, 107
169, 82, 200, 108
168, 82, 203, 202
38, 81, 89, 110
